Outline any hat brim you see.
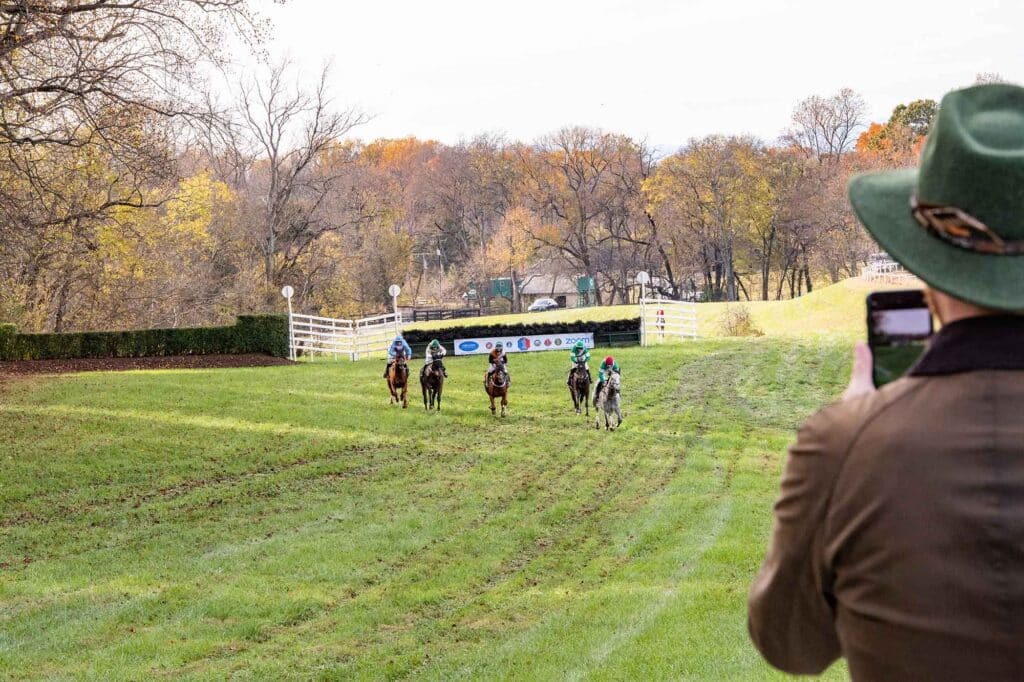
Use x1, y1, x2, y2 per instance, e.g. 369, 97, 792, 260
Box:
848, 169, 1024, 311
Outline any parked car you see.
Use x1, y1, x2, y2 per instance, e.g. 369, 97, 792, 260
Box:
527, 297, 560, 312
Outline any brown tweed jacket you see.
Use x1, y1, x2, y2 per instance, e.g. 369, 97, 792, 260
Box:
749, 316, 1024, 681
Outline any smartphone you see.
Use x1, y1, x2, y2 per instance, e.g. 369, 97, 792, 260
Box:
867, 290, 933, 387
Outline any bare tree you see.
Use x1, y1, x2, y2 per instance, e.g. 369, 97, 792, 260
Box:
226, 60, 370, 295
785, 88, 867, 164
0, 0, 263, 221
517, 127, 625, 305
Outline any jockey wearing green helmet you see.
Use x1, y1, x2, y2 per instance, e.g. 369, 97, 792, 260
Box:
424, 338, 448, 377
567, 339, 591, 386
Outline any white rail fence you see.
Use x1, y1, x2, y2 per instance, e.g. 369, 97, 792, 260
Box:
288, 311, 401, 361
861, 255, 917, 284
640, 298, 698, 346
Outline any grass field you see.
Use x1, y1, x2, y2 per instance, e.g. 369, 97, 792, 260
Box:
406, 276, 909, 340
0, 336, 853, 680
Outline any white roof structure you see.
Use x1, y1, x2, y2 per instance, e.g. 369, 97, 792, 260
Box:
519, 274, 578, 296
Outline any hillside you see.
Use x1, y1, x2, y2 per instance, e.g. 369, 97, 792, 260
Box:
405, 277, 912, 340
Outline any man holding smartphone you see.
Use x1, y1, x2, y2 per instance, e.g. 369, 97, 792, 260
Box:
749, 83, 1024, 680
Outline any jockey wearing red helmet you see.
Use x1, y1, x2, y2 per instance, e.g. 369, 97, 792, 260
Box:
593, 355, 620, 406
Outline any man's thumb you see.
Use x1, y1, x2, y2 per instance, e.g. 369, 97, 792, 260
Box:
843, 342, 876, 400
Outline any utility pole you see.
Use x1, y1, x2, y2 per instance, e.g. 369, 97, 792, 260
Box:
508, 229, 517, 313
436, 246, 443, 304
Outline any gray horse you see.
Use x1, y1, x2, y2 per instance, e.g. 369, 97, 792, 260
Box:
594, 371, 622, 431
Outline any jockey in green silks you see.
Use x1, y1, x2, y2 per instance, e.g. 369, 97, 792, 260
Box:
567, 340, 591, 386
424, 339, 448, 377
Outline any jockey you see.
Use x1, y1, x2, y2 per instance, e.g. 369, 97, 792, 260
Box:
383, 334, 413, 378
567, 340, 591, 386
593, 355, 620, 405
424, 339, 448, 377
485, 344, 508, 386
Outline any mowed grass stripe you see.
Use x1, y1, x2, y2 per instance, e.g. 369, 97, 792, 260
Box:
417, 344, 769, 680
2, 342, 846, 679
189, 365, 687, 678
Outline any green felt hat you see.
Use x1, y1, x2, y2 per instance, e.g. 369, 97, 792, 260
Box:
849, 84, 1024, 311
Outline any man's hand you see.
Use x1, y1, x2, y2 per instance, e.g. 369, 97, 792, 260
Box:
842, 342, 876, 401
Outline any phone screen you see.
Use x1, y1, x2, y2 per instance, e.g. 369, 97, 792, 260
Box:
867, 291, 933, 387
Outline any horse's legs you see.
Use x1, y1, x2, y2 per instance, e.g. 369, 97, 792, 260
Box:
571, 386, 579, 414
489, 392, 496, 415
500, 392, 507, 417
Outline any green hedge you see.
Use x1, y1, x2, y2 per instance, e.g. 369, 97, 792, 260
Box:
0, 315, 288, 361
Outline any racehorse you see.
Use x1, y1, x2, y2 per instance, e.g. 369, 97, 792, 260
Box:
594, 371, 622, 430
485, 367, 509, 417
387, 351, 409, 408
568, 359, 591, 416
420, 358, 444, 411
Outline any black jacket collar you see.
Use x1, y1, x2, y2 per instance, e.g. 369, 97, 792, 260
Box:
909, 315, 1024, 376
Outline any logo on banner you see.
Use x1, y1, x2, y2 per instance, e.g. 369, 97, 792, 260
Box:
459, 341, 479, 352
517, 337, 530, 351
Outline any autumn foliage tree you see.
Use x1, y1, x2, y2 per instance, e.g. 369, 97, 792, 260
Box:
1, 48, 945, 331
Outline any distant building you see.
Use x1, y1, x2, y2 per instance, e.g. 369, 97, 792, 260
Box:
520, 274, 595, 308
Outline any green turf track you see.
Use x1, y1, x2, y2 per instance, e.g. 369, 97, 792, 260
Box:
0, 341, 849, 680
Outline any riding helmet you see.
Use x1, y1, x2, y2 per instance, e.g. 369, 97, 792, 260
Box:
604, 356, 614, 366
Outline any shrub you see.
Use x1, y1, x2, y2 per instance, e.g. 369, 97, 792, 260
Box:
0, 315, 288, 361
718, 305, 764, 337
0, 323, 15, 359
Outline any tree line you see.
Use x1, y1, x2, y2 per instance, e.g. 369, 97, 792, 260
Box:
1, 1, 950, 332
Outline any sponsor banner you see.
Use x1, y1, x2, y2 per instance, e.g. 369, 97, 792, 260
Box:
454, 332, 594, 356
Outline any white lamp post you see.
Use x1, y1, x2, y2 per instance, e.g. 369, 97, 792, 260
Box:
388, 284, 402, 335
281, 285, 295, 361
635, 272, 650, 347
636, 271, 650, 302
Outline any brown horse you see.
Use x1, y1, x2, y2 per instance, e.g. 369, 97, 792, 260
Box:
420, 359, 444, 411
387, 352, 409, 408
485, 368, 509, 417
568, 360, 591, 417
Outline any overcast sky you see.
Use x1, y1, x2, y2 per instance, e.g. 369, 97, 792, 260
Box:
239, 0, 1022, 149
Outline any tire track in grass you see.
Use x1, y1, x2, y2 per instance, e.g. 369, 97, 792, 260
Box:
419, 348, 724, 675
421, 347, 737, 680
178, 417, 620, 676
191, 362, 687, 678
256, 434, 650, 677
567, 347, 752, 678
398, 444, 684, 675
565, 494, 733, 681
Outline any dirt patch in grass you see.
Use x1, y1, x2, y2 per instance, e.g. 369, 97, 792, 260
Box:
0, 353, 292, 376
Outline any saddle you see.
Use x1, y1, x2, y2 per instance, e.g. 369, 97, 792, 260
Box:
487, 369, 510, 387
